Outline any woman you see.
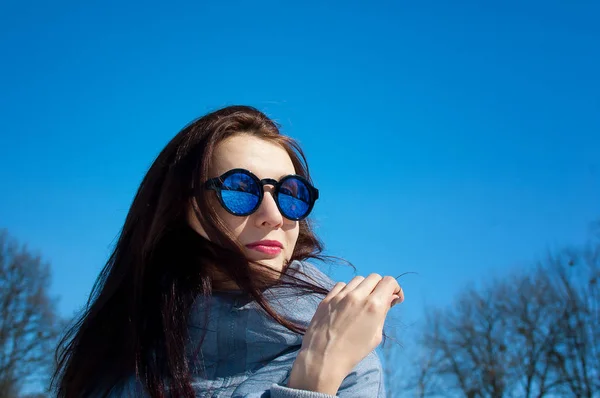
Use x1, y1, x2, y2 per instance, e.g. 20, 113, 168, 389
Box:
53, 106, 404, 397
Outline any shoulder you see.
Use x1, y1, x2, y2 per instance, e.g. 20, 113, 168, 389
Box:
287, 260, 336, 290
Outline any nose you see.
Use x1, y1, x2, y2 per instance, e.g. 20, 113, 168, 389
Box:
254, 190, 284, 229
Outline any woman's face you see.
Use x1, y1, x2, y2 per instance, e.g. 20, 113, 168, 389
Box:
188, 134, 300, 274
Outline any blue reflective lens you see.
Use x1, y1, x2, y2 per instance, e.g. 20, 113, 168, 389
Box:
278, 178, 311, 219
221, 173, 260, 215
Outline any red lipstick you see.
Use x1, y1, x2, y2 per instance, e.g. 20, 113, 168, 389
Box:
245, 240, 283, 256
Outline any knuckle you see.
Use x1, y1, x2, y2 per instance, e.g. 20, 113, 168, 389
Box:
366, 296, 383, 312
334, 282, 346, 289
382, 275, 396, 284
369, 273, 383, 280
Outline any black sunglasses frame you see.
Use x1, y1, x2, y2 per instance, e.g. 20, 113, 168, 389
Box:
203, 168, 319, 221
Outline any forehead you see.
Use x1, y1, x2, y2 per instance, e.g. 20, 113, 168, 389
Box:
210, 135, 296, 179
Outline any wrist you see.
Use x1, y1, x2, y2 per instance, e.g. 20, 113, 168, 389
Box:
288, 349, 345, 395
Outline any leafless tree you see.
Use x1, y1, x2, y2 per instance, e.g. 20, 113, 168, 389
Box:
384, 223, 600, 398
0, 230, 63, 397
544, 227, 600, 397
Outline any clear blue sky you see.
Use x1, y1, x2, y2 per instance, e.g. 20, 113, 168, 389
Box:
1, 0, 598, 337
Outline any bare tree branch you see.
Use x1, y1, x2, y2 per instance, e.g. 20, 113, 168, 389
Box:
0, 230, 63, 396
384, 222, 600, 398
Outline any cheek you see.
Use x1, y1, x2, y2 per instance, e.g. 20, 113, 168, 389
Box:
217, 208, 247, 238
187, 197, 247, 241
203, 193, 245, 235
284, 223, 300, 256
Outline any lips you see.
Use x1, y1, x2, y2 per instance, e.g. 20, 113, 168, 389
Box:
245, 240, 283, 256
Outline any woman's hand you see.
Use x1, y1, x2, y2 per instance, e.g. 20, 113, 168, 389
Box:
288, 274, 404, 395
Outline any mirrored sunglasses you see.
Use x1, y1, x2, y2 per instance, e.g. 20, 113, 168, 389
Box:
202, 168, 319, 221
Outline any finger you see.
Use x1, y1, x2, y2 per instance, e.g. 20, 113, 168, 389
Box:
391, 286, 405, 306
371, 276, 402, 304
338, 276, 365, 296
324, 281, 346, 300
352, 273, 383, 298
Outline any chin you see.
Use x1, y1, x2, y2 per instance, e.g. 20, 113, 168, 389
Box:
246, 255, 286, 274
258, 258, 286, 272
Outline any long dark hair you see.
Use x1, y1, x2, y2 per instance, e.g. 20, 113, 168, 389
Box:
52, 106, 329, 397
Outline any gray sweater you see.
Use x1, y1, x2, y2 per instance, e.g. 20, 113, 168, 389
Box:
111, 261, 386, 397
